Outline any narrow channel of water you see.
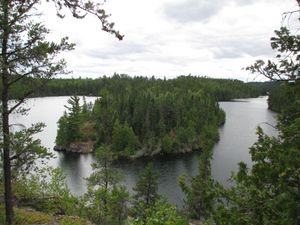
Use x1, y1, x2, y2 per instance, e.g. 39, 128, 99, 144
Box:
11, 96, 277, 206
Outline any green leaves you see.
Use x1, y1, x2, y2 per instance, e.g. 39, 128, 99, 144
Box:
131, 199, 188, 225
246, 26, 300, 81
214, 87, 300, 225
8, 122, 53, 179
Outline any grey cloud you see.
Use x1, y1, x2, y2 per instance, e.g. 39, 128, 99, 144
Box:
235, 0, 257, 6
213, 47, 243, 59
164, 0, 261, 23
83, 42, 148, 60
212, 38, 272, 59
165, 0, 224, 23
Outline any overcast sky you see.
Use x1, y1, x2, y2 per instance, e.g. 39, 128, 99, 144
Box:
40, 0, 299, 81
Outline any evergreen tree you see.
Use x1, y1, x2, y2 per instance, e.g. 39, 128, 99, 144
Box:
64, 95, 82, 144
0, 0, 122, 222
214, 13, 300, 225
132, 163, 160, 222
9, 123, 53, 179
131, 199, 188, 225
179, 149, 216, 220
56, 95, 96, 148
85, 145, 129, 225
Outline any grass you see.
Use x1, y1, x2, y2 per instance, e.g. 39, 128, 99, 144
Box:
0, 204, 52, 225
0, 204, 93, 225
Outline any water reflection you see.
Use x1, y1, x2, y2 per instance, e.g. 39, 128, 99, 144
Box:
57, 153, 94, 195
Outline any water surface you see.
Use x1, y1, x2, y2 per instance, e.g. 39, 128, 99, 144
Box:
11, 96, 277, 206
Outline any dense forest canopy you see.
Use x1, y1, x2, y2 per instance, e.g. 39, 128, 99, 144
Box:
55, 75, 267, 158
0, 74, 272, 101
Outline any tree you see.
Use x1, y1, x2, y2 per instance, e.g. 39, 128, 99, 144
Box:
9, 123, 53, 179
179, 149, 216, 220
84, 145, 129, 225
246, 27, 300, 82
111, 121, 140, 156
56, 96, 82, 147
0, 0, 122, 223
55, 111, 69, 147
132, 163, 160, 222
131, 199, 188, 225
213, 9, 300, 225
214, 96, 300, 224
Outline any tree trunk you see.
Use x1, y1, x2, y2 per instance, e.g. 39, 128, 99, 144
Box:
2, 94, 13, 225
1, 0, 14, 223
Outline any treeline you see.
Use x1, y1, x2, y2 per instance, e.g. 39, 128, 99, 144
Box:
3, 74, 270, 101
55, 75, 266, 158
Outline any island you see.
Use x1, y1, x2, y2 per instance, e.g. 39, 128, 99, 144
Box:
54, 75, 263, 158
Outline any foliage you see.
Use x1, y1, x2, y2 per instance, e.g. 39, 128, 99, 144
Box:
0, 204, 94, 225
89, 76, 232, 158
213, 25, 300, 225
246, 27, 300, 82
4, 75, 267, 100
268, 82, 300, 112
179, 149, 217, 220
0, 123, 53, 181
0, 204, 52, 225
58, 216, 92, 225
84, 146, 129, 225
10, 124, 51, 177
131, 199, 188, 225
56, 96, 96, 148
0, 0, 122, 222
111, 120, 140, 156
132, 163, 160, 222
12, 167, 79, 215
52, 76, 265, 158
214, 108, 300, 224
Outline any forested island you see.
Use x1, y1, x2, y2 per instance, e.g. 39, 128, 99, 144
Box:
54, 75, 266, 157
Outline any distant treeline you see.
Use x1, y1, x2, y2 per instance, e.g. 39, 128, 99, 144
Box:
55, 75, 272, 158
4, 74, 274, 100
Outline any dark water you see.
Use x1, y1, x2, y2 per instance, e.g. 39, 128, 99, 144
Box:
11, 96, 277, 207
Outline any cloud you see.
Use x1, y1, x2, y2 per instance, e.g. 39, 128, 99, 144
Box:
164, 0, 263, 23
235, 0, 256, 6
39, 0, 299, 81
212, 37, 273, 59
82, 42, 148, 60
164, 0, 224, 23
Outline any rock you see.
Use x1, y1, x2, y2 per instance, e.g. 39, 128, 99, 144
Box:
54, 141, 94, 154
189, 220, 203, 225
53, 145, 66, 152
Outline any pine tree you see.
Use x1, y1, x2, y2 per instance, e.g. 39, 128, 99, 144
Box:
132, 163, 160, 221
85, 145, 129, 225
0, 0, 122, 222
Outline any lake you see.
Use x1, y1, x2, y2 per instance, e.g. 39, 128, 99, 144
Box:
10, 96, 277, 207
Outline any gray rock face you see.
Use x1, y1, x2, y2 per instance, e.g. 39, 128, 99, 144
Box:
54, 141, 94, 154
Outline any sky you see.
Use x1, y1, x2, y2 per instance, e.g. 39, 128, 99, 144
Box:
40, 0, 299, 81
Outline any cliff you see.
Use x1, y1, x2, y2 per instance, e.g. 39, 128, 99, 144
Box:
54, 141, 94, 154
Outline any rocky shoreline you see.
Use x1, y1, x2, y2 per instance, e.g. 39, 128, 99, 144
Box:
54, 141, 201, 159
54, 141, 94, 154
